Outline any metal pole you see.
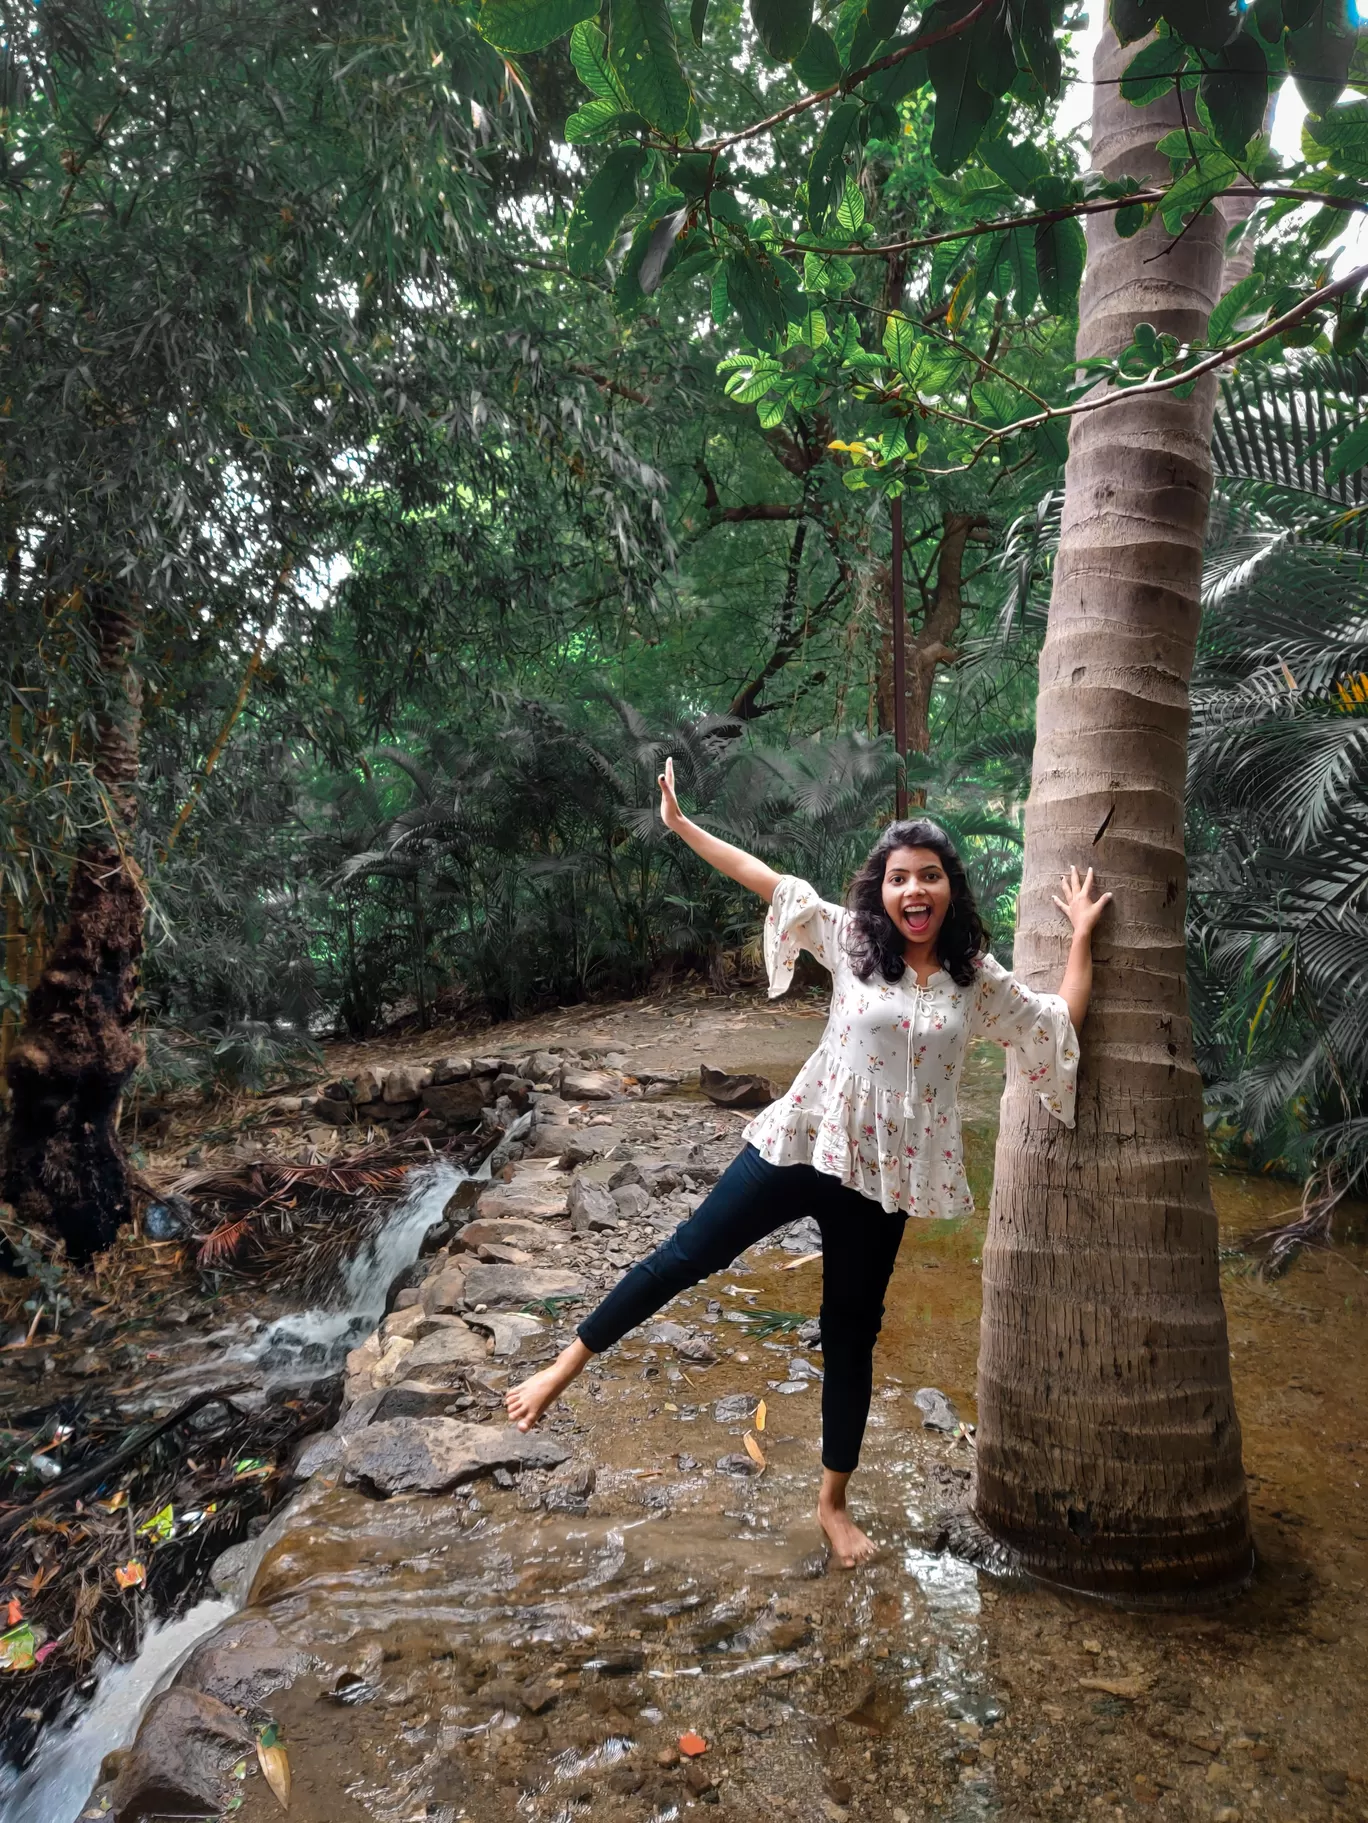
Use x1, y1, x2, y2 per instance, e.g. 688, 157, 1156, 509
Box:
891, 494, 907, 819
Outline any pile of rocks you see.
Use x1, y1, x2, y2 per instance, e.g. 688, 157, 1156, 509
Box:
310, 1046, 680, 1131
292, 1142, 721, 1496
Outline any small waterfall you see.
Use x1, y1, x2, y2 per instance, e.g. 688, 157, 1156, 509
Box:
244, 1159, 467, 1385
0, 1598, 235, 1823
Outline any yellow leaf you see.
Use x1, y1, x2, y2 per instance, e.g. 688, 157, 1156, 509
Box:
754, 1400, 767, 1433
947, 271, 972, 333
743, 1432, 766, 1471
257, 1739, 291, 1809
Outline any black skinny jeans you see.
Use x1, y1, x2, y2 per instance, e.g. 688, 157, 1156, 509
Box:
577, 1143, 907, 1474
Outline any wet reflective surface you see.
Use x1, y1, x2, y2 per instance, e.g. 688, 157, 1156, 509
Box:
24, 997, 1368, 1823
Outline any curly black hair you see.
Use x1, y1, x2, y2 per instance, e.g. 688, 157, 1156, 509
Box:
843, 819, 990, 989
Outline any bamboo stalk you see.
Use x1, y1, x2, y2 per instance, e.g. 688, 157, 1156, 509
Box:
160, 628, 268, 861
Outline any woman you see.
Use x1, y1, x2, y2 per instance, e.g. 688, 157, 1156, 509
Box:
508, 759, 1111, 1567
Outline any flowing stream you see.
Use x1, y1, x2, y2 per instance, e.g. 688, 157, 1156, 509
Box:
0, 1161, 467, 1823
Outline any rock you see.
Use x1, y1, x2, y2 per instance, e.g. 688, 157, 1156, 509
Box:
568, 1177, 620, 1234
208, 1540, 257, 1603
914, 1387, 960, 1432
292, 1430, 346, 1479
381, 1304, 431, 1342
779, 1216, 823, 1253
143, 1198, 190, 1240
371, 1334, 415, 1388
429, 1054, 473, 1082
466, 1311, 547, 1358
714, 1393, 757, 1424
419, 1264, 468, 1314
456, 1217, 563, 1255
476, 1242, 533, 1264
461, 1264, 586, 1309
493, 1070, 531, 1105
613, 1183, 650, 1220
716, 1452, 760, 1476
1321, 1771, 1349, 1797
386, 1061, 432, 1102
644, 1320, 692, 1347
422, 1080, 490, 1123
699, 1065, 776, 1109
342, 1418, 570, 1494
797, 1318, 822, 1348
443, 1178, 481, 1223
109, 1686, 254, 1822
521, 1676, 561, 1714
180, 1615, 306, 1713
560, 1070, 617, 1101
405, 1323, 489, 1372
471, 1055, 504, 1076
318, 1078, 353, 1102
345, 1336, 382, 1383
352, 1064, 385, 1104
477, 1180, 571, 1222
374, 1380, 464, 1420
524, 1050, 563, 1082
355, 1098, 419, 1124
603, 1050, 629, 1071
527, 1123, 590, 1159
686, 1761, 717, 1796
312, 1095, 354, 1125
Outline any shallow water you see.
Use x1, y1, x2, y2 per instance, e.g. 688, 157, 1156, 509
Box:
0, 1597, 234, 1823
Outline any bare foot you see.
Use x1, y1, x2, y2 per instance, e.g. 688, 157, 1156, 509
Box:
505, 1339, 591, 1432
818, 1489, 879, 1569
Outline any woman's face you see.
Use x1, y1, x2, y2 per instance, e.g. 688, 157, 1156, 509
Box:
882, 846, 953, 952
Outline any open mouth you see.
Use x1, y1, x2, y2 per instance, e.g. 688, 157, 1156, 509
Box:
902, 903, 933, 934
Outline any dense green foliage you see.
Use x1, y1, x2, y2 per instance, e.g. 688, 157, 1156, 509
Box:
1, 0, 1366, 1222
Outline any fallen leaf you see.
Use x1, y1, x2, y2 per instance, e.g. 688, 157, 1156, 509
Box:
743, 1432, 766, 1471
5, 1600, 21, 1626
678, 1731, 708, 1757
33, 1641, 57, 1665
1079, 1675, 1148, 1699
114, 1560, 146, 1590
257, 1727, 291, 1808
0, 1624, 36, 1671
137, 1503, 175, 1542
781, 1251, 823, 1271
98, 1490, 128, 1513
754, 1400, 767, 1433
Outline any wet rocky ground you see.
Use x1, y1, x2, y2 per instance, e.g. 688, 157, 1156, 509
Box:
7, 984, 1368, 1823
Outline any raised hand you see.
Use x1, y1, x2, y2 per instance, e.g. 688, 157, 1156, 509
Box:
658, 755, 684, 833
1052, 864, 1112, 938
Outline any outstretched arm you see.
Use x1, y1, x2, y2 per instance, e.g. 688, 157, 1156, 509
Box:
1052, 865, 1113, 1032
658, 757, 782, 903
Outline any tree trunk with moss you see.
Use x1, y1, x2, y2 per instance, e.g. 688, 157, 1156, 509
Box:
972, 27, 1253, 1598
3, 593, 145, 1265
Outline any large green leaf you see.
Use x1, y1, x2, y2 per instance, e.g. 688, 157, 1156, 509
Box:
1034, 213, 1085, 314
980, 132, 1051, 196
723, 246, 798, 345
571, 20, 625, 101
1326, 418, 1368, 483
1200, 30, 1269, 157
793, 23, 843, 86
1207, 271, 1267, 344
1111, 0, 1162, 42
844, 0, 909, 72
807, 97, 862, 226
1006, 224, 1038, 313
926, 0, 996, 175
476, 0, 599, 53
1010, 0, 1062, 97
566, 142, 649, 274
1120, 33, 1189, 104
1160, 148, 1240, 232
752, 0, 814, 61
1305, 98, 1368, 178
609, 0, 692, 135
1165, 0, 1241, 50
690, 0, 709, 46
567, 97, 632, 141
1287, 0, 1358, 115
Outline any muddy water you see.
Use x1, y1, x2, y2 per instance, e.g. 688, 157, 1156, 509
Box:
208, 1036, 1368, 1823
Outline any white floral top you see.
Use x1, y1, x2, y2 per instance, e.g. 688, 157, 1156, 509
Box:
742, 876, 1079, 1218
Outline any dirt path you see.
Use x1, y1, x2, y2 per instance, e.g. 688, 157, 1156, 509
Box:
79, 990, 1368, 1823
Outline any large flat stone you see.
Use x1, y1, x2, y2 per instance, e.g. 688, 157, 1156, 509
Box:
466, 1311, 549, 1358
476, 1180, 570, 1222
455, 1217, 563, 1254
568, 1177, 619, 1234
405, 1323, 489, 1371
462, 1263, 586, 1309
419, 1263, 467, 1314
342, 1418, 570, 1494
374, 1380, 466, 1420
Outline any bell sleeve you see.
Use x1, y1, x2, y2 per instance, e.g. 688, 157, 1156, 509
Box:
971, 954, 1079, 1126
763, 875, 847, 1000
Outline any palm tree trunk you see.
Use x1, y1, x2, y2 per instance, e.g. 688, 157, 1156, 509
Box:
972, 27, 1253, 1598
3, 591, 145, 1265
